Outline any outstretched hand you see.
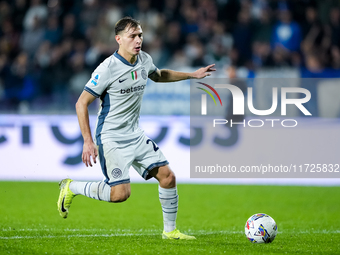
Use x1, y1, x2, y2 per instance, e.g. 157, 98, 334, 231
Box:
191, 64, 216, 79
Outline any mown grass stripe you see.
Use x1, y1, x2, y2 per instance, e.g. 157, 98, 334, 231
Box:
1, 230, 340, 240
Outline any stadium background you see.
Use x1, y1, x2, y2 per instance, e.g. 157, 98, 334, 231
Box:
1, 0, 340, 185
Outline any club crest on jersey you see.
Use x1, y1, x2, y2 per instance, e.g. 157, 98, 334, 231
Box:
141, 67, 147, 80
91, 74, 100, 86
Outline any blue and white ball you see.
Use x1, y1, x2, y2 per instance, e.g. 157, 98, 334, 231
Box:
245, 213, 278, 243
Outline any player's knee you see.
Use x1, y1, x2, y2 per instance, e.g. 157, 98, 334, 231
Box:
161, 170, 176, 188
110, 190, 131, 203
168, 171, 176, 187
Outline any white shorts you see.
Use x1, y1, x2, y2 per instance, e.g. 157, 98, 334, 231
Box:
98, 134, 168, 186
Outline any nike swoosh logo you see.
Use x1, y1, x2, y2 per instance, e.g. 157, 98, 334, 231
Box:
172, 237, 180, 239
119, 78, 127, 83
61, 196, 67, 212
171, 202, 177, 205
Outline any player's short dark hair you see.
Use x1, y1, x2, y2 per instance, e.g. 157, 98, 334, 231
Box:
115, 17, 141, 35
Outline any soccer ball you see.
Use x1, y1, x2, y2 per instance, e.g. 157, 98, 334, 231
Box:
245, 213, 278, 243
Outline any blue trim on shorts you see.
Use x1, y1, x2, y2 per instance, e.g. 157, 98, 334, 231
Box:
98, 144, 109, 182
107, 178, 130, 187
96, 91, 110, 145
84, 86, 100, 98
142, 160, 169, 180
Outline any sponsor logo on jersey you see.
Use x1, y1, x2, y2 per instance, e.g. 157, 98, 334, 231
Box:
91, 74, 100, 86
120, 85, 146, 94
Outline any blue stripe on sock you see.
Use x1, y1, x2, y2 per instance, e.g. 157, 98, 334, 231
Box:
88, 183, 93, 198
162, 206, 178, 210
158, 195, 178, 200
84, 182, 89, 197
97, 182, 101, 201
162, 210, 178, 213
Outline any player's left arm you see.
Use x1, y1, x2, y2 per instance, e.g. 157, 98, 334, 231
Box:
149, 64, 216, 82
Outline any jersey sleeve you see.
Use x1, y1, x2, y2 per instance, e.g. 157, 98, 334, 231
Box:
146, 53, 158, 77
84, 65, 111, 98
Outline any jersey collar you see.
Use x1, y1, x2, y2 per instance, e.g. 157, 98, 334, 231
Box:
114, 50, 139, 67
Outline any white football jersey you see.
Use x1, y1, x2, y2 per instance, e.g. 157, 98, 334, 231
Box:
84, 50, 157, 144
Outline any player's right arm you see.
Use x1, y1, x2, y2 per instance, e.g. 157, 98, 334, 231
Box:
149, 66, 216, 82
76, 91, 98, 167
78, 63, 110, 167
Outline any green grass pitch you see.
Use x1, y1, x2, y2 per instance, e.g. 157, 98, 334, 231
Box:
1, 182, 339, 254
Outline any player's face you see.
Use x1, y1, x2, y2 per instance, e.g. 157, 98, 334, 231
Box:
119, 25, 143, 56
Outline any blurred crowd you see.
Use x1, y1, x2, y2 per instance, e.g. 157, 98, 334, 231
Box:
1, 0, 340, 112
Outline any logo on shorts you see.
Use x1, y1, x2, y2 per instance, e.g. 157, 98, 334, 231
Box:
112, 168, 122, 179
141, 67, 147, 80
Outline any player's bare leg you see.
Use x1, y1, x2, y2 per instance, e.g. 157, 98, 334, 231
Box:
109, 183, 131, 202
150, 165, 196, 240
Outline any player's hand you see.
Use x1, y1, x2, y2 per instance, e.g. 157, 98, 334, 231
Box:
191, 64, 216, 79
82, 141, 98, 167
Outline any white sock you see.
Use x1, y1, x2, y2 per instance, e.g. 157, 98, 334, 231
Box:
69, 181, 111, 202
159, 186, 178, 232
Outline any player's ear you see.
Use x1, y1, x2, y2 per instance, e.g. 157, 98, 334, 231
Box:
115, 34, 121, 45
